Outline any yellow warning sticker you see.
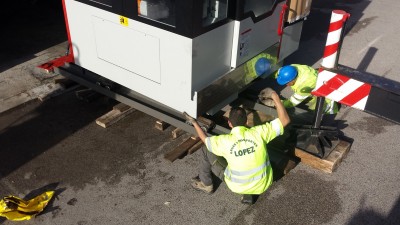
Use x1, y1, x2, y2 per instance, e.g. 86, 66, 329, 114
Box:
119, 16, 128, 26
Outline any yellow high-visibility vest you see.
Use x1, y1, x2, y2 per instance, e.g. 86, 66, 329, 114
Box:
205, 118, 283, 194
283, 64, 338, 114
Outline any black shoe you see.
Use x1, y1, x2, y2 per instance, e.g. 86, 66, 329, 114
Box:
241, 194, 255, 205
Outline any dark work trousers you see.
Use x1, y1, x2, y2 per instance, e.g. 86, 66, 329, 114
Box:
199, 146, 227, 186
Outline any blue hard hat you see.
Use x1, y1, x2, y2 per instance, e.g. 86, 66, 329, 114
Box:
277, 65, 297, 85
255, 57, 271, 76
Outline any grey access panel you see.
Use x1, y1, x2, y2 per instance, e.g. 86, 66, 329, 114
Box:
278, 21, 303, 62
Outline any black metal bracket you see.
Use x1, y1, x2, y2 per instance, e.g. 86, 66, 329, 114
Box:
294, 97, 340, 158
295, 125, 339, 158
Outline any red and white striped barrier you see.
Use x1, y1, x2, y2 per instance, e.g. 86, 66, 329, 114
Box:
312, 10, 368, 109
321, 10, 350, 69
312, 69, 371, 110
310, 10, 400, 126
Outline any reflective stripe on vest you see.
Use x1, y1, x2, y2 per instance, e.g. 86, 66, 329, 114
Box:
271, 119, 283, 136
224, 161, 270, 184
290, 93, 310, 105
206, 137, 213, 153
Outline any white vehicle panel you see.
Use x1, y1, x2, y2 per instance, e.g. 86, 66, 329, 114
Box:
92, 16, 161, 83
65, 0, 198, 116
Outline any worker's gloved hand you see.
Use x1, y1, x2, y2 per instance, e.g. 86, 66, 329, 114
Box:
260, 99, 275, 107
183, 112, 196, 125
259, 87, 275, 100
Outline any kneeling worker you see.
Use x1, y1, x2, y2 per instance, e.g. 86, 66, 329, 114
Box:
272, 64, 339, 114
183, 90, 290, 205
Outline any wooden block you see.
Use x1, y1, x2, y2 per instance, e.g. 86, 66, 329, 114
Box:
96, 106, 136, 128
164, 136, 201, 162
113, 103, 131, 113
187, 140, 204, 155
171, 128, 185, 139
155, 120, 170, 131
294, 140, 351, 173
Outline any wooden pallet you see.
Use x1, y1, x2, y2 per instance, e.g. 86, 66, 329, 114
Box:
96, 103, 136, 128
294, 140, 351, 173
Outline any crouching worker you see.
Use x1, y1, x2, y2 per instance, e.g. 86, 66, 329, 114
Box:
183, 91, 290, 205
275, 64, 340, 114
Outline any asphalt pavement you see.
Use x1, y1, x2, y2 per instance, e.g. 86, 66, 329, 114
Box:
1, 0, 399, 225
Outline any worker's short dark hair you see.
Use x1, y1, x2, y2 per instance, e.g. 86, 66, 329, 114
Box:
229, 107, 247, 127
